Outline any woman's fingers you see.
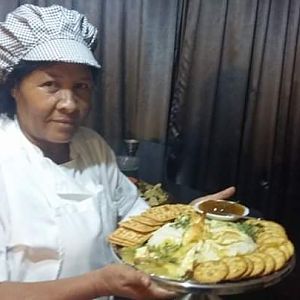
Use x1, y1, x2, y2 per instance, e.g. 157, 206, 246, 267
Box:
94, 264, 176, 299
206, 186, 236, 200
190, 186, 236, 205
127, 271, 176, 299
135, 269, 151, 288
145, 281, 177, 299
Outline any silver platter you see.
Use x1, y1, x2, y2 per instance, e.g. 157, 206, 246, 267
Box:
151, 255, 295, 295
111, 246, 295, 295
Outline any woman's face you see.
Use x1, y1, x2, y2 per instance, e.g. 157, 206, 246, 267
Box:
12, 63, 93, 149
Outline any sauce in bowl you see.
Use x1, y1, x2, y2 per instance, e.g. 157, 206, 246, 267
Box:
194, 199, 249, 221
198, 199, 245, 215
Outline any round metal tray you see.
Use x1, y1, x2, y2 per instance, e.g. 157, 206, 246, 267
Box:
111, 246, 296, 295
151, 255, 295, 295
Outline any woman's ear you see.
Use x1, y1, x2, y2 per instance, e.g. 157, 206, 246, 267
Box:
11, 87, 18, 100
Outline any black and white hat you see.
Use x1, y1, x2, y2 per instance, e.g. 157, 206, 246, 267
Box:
0, 4, 101, 72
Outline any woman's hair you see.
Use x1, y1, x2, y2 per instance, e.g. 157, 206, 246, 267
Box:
0, 61, 98, 119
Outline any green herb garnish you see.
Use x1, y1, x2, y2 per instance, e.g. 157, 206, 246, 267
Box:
236, 222, 262, 240
147, 240, 180, 262
171, 215, 191, 229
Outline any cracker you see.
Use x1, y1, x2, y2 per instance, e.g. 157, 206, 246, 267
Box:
109, 227, 151, 245
285, 240, 295, 258
143, 205, 179, 222
256, 231, 287, 241
120, 219, 160, 233
278, 243, 291, 260
222, 256, 247, 281
246, 219, 286, 234
258, 229, 287, 239
108, 237, 136, 247
259, 221, 286, 236
245, 253, 265, 278
143, 204, 193, 222
254, 252, 275, 276
278, 240, 294, 260
193, 260, 228, 283
256, 235, 287, 247
241, 256, 254, 279
131, 215, 164, 226
261, 247, 286, 271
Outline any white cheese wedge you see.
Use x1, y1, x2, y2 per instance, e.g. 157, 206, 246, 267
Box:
147, 223, 185, 247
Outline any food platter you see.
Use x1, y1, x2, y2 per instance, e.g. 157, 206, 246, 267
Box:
111, 245, 295, 295
108, 204, 296, 296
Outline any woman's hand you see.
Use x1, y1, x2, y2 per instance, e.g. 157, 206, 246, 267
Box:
90, 264, 176, 299
190, 186, 236, 206
0, 264, 175, 300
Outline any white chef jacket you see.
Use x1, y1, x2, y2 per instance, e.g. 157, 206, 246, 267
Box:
0, 116, 148, 285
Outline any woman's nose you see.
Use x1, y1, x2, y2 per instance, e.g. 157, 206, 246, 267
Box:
56, 89, 77, 112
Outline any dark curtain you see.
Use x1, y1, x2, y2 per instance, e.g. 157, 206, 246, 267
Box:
169, 0, 261, 194
1, 0, 180, 148
86, 0, 180, 146
168, 0, 300, 216
167, 1, 300, 297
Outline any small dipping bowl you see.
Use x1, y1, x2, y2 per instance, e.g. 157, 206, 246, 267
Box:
193, 199, 249, 221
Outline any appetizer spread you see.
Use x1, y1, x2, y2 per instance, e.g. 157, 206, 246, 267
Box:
108, 204, 294, 284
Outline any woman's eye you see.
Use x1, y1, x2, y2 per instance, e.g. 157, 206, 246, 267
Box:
75, 83, 91, 90
42, 81, 55, 87
41, 81, 59, 91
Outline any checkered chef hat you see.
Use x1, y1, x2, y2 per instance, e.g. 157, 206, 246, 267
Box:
0, 4, 101, 73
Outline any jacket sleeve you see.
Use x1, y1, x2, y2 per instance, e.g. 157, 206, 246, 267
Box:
0, 166, 9, 281
114, 170, 149, 220
76, 127, 149, 220
105, 146, 149, 220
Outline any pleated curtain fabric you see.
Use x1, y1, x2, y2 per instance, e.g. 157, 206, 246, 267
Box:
1, 0, 180, 147
167, 0, 300, 224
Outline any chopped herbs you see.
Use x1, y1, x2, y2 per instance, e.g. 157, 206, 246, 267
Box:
171, 215, 191, 229
148, 241, 180, 262
236, 222, 262, 240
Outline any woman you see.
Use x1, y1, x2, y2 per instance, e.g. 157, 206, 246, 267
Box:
0, 4, 235, 299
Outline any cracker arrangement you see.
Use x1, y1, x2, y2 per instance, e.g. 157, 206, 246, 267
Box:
193, 219, 294, 283
108, 204, 193, 247
108, 204, 295, 284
